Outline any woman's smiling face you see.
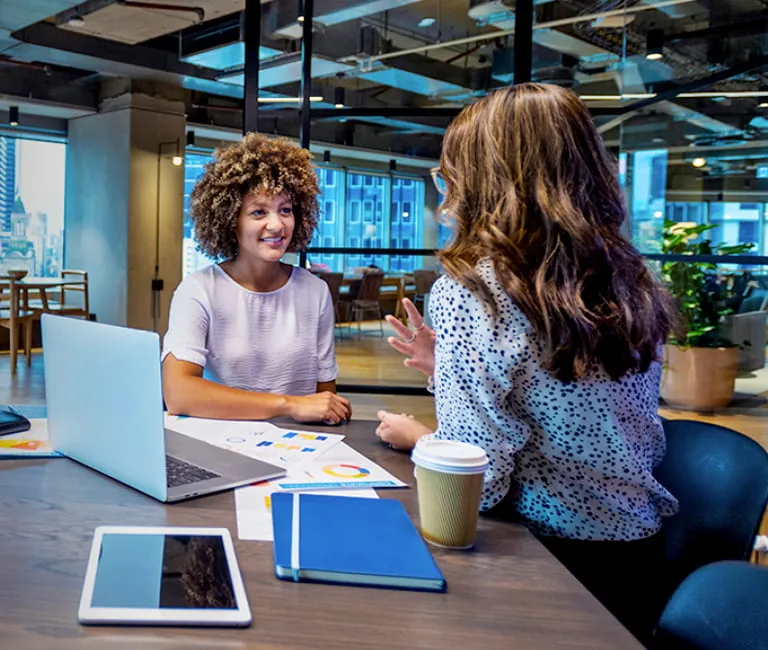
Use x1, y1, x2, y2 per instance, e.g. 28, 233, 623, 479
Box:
235, 192, 295, 263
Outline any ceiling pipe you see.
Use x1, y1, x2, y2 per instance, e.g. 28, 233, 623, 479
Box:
341, 0, 696, 64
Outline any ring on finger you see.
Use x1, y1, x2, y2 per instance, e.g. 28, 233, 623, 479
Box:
406, 332, 417, 343
415, 323, 426, 331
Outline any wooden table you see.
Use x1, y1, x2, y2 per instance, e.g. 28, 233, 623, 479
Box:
0, 419, 641, 649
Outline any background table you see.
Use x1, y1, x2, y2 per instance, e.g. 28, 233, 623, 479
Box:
0, 419, 641, 649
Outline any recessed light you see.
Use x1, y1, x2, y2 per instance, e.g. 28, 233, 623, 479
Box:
418, 17, 436, 28
692, 157, 707, 168
646, 52, 663, 61
760, 102, 768, 109
68, 15, 85, 27
654, 211, 663, 218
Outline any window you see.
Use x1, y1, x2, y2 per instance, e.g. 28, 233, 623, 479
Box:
182, 152, 215, 277
323, 201, 334, 224
710, 202, 760, 252
312, 165, 345, 271
345, 172, 390, 270
182, 156, 428, 276
628, 149, 668, 253
349, 201, 361, 223
390, 175, 424, 272
0, 136, 66, 277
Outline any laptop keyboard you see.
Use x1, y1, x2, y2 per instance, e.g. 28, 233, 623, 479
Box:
166, 455, 221, 488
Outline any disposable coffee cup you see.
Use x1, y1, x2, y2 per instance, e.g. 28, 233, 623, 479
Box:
411, 439, 488, 550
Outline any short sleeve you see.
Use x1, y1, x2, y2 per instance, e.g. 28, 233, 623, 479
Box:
316, 283, 339, 383
161, 278, 211, 368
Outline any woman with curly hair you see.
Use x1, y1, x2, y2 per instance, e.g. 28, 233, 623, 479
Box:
162, 133, 351, 424
375, 84, 678, 644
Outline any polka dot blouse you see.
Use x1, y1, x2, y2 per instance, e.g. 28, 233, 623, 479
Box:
425, 260, 679, 541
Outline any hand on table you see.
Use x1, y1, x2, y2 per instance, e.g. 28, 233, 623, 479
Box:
287, 392, 352, 425
375, 410, 432, 451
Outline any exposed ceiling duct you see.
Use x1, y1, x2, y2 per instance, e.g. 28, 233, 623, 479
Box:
269, 0, 426, 40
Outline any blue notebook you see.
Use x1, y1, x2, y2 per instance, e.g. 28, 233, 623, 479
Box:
271, 493, 446, 592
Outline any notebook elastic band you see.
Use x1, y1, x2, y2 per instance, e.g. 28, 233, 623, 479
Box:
290, 492, 301, 581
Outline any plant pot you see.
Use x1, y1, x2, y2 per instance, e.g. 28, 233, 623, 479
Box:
661, 344, 739, 412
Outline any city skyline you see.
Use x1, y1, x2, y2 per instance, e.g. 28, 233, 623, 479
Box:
0, 136, 66, 276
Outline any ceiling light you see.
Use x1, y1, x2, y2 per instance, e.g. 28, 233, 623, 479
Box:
760, 102, 768, 109
8, 106, 18, 127
646, 29, 664, 60
692, 157, 707, 168
297, 15, 304, 23
256, 96, 324, 103
334, 87, 345, 109
580, 91, 768, 102
67, 15, 85, 27
418, 17, 436, 28
171, 155, 184, 167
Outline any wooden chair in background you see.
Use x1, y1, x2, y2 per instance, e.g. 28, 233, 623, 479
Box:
315, 272, 346, 339
0, 276, 37, 374
340, 270, 385, 338
44, 270, 90, 319
413, 269, 439, 312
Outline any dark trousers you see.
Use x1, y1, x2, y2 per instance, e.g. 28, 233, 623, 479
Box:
536, 532, 670, 647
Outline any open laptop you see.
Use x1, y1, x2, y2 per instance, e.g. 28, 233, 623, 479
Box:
41, 314, 285, 503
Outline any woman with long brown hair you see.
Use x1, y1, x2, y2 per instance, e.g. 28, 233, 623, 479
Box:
376, 83, 678, 644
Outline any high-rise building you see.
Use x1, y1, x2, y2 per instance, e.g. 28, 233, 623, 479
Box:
0, 137, 17, 235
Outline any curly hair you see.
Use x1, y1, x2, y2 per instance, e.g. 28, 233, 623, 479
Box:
190, 133, 319, 260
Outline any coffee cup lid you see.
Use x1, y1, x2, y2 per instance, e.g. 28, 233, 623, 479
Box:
411, 439, 489, 475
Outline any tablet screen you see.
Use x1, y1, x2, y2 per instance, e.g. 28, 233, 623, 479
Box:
92, 533, 237, 610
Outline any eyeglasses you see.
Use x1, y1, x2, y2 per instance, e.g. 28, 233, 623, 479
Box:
430, 167, 448, 196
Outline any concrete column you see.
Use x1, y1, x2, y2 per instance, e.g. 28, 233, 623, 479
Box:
65, 82, 185, 333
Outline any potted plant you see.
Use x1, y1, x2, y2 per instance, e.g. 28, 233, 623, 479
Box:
660, 220, 754, 411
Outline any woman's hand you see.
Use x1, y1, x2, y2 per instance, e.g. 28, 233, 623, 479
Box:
385, 298, 436, 378
375, 410, 432, 451
287, 392, 352, 425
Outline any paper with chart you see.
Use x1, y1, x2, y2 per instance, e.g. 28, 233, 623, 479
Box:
235, 482, 378, 541
164, 415, 344, 469
0, 419, 60, 458
275, 442, 406, 490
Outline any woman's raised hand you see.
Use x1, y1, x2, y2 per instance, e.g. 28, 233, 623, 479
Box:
385, 298, 436, 378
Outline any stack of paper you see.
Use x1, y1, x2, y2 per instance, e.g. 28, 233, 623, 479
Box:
166, 415, 406, 542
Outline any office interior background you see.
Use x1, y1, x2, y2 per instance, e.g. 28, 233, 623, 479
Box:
1, 0, 768, 394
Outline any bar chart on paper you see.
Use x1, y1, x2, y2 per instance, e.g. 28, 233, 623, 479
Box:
164, 415, 344, 469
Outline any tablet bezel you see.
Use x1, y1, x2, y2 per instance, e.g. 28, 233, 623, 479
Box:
78, 525, 252, 626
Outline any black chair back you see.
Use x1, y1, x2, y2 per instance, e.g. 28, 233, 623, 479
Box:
655, 419, 768, 588
317, 272, 343, 305
357, 271, 384, 303
653, 561, 768, 650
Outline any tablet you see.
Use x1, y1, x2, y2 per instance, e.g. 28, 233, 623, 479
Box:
78, 526, 251, 626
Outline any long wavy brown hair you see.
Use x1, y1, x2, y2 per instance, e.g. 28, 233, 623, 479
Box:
438, 83, 674, 381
